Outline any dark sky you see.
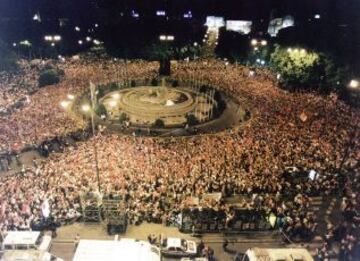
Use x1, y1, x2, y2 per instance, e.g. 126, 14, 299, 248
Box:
0, 0, 351, 21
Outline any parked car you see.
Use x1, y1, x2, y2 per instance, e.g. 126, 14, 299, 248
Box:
161, 238, 197, 257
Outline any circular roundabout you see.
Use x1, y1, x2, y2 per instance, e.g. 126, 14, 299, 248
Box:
78, 80, 252, 136
101, 86, 216, 126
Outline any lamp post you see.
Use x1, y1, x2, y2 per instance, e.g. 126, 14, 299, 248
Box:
89, 82, 101, 193
338, 79, 359, 172
159, 35, 174, 77
61, 89, 101, 193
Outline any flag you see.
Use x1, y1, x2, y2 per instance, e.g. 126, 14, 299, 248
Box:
41, 199, 50, 218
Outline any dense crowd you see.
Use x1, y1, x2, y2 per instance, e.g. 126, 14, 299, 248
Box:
0, 58, 158, 153
0, 60, 39, 115
0, 58, 359, 258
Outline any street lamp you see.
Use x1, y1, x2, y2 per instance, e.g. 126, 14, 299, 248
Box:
338, 79, 359, 172
349, 79, 359, 89
159, 35, 175, 41
261, 40, 267, 46
81, 104, 91, 112
60, 101, 69, 109
67, 94, 75, 100
251, 39, 258, 46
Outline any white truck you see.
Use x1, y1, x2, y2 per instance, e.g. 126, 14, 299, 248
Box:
241, 248, 314, 261
2, 231, 52, 252
0, 250, 63, 261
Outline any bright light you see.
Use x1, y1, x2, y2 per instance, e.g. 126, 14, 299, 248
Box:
256, 58, 261, 63
159, 35, 174, 41
300, 49, 306, 54
93, 39, 101, 45
75, 26, 80, 31
95, 23, 99, 27
314, 14, 321, 19
78, 40, 83, 45
33, 14, 40, 21
261, 60, 265, 65
54, 35, 61, 41
60, 101, 69, 108
12, 43, 16, 47
51, 43, 55, 47
109, 100, 117, 108
67, 94, 75, 100
183, 11, 192, 18
287, 48, 292, 53
277, 74, 281, 80
20, 40, 31, 46
86, 36, 91, 42
294, 48, 299, 52
81, 104, 90, 112
44, 35, 53, 41
349, 79, 359, 89
156, 10, 166, 16
112, 93, 120, 99
251, 39, 258, 46
193, 42, 198, 47
254, 47, 259, 51
261, 40, 267, 46
131, 10, 139, 18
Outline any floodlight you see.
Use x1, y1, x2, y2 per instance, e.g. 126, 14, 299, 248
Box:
81, 104, 90, 112
60, 101, 69, 108
349, 80, 359, 89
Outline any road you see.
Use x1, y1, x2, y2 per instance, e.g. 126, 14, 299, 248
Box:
49, 223, 294, 261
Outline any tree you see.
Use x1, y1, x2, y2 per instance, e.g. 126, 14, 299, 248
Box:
0, 40, 18, 72
186, 114, 199, 126
95, 104, 107, 117
38, 69, 60, 87
153, 119, 165, 128
118, 112, 128, 123
270, 45, 346, 93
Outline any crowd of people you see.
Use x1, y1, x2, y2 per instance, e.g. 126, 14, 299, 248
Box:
0, 57, 158, 153
0, 57, 359, 259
